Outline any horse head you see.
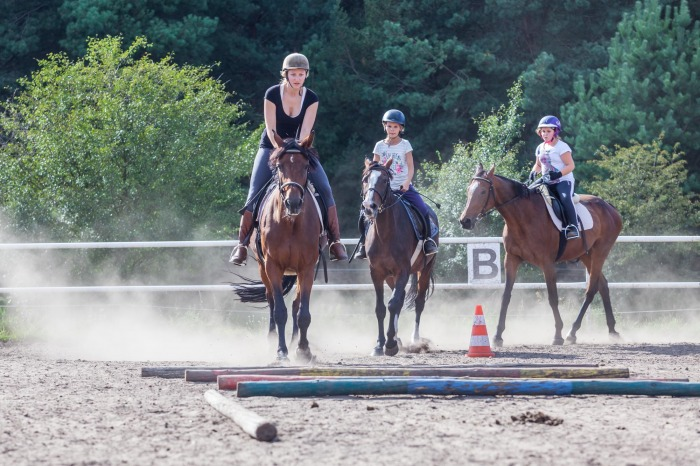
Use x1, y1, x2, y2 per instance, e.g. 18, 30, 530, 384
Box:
269, 133, 317, 216
459, 163, 496, 230
361, 158, 394, 220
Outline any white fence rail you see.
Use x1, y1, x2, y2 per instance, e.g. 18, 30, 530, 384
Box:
0, 236, 697, 293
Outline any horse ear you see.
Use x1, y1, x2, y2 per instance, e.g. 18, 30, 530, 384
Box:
364, 158, 371, 168
300, 131, 315, 148
476, 162, 484, 174
487, 164, 496, 178
384, 158, 394, 169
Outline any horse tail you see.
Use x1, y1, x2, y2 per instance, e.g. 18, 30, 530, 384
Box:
230, 274, 298, 302
405, 273, 419, 310
404, 270, 436, 311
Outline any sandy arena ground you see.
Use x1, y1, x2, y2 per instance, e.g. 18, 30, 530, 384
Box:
2, 332, 700, 466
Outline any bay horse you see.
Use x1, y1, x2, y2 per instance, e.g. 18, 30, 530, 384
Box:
361, 159, 437, 356
459, 163, 622, 346
233, 134, 321, 363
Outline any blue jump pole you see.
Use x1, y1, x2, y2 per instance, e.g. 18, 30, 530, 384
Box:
235, 378, 700, 398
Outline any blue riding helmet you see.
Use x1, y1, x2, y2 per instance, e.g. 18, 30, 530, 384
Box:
537, 115, 562, 134
382, 109, 406, 126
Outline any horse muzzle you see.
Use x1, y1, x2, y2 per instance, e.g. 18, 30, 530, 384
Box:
459, 216, 475, 230
361, 200, 378, 219
284, 197, 303, 216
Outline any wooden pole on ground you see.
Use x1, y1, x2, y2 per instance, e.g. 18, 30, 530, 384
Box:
186, 366, 628, 383
204, 390, 277, 441
235, 378, 700, 398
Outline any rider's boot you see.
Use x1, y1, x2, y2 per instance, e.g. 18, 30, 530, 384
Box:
229, 210, 254, 266
327, 205, 348, 261
354, 213, 367, 260
562, 197, 580, 240
422, 213, 438, 256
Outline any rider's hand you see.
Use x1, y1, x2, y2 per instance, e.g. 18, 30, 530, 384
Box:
548, 169, 562, 180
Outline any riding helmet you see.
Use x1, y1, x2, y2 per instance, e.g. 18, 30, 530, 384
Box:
281, 53, 310, 76
382, 109, 406, 126
536, 115, 562, 134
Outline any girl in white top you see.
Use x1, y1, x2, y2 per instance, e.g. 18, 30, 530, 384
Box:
528, 115, 580, 240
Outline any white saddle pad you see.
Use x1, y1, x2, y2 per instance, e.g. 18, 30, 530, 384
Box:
538, 187, 593, 231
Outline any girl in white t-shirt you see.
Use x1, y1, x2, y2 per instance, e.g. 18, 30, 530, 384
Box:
354, 109, 438, 259
527, 115, 580, 239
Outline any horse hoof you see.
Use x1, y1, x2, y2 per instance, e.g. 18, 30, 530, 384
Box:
565, 334, 577, 345
493, 337, 504, 348
371, 346, 384, 357
552, 337, 565, 346
384, 342, 400, 356
295, 347, 314, 364
609, 331, 622, 341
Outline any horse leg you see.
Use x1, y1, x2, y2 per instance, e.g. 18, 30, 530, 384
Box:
266, 267, 289, 361
494, 253, 522, 347
542, 263, 565, 345
290, 285, 301, 346
410, 269, 433, 352
295, 270, 314, 364
385, 272, 409, 356
371, 269, 387, 357
260, 273, 277, 343
598, 273, 620, 339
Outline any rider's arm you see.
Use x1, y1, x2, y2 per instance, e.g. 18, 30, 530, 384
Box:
264, 99, 279, 148
559, 151, 575, 176
298, 101, 318, 143
401, 151, 415, 191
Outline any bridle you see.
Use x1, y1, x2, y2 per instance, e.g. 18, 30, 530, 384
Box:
470, 175, 523, 220
275, 144, 310, 203
362, 164, 404, 213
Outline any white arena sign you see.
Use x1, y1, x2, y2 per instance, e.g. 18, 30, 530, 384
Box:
467, 243, 501, 284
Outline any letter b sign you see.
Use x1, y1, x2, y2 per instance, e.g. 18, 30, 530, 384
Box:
467, 243, 501, 284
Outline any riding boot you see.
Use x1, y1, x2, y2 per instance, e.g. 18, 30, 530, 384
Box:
562, 198, 580, 240
327, 205, 348, 261
422, 213, 438, 256
229, 210, 254, 266
354, 213, 367, 260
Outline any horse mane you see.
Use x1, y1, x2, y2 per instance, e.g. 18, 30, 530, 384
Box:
493, 174, 532, 200
268, 138, 319, 171
363, 161, 394, 181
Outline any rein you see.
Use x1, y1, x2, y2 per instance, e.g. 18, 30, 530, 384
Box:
274, 141, 310, 203
362, 165, 406, 213
472, 175, 523, 220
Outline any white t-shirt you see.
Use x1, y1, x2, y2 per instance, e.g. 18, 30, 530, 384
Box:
373, 138, 413, 190
536, 139, 574, 184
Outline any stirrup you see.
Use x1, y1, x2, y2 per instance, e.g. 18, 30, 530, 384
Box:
423, 238, 438, 256
564, 225, 580, 240
329, 240, 348, 261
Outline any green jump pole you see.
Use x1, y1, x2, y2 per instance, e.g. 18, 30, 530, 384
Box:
186, 366, 627, 383
235, 378, 700, 398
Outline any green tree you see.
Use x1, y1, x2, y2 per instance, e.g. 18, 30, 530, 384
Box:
58, 0, 219, 64
422, 81, 525, 276
584, 139, 698, 235
562, 0, 700, 190
0, 36, 252, 243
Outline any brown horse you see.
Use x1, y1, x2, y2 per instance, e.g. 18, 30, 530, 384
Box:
233, 134, 321, 362
459, 163, 622, 346
361, 160, 437, 356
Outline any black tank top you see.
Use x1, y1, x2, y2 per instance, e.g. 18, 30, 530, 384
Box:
259, 84, 319, 149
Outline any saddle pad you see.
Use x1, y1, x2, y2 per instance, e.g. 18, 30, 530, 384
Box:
537, 187, 593, 231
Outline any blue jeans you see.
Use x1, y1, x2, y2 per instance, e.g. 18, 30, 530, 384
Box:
243, 147, 335, 212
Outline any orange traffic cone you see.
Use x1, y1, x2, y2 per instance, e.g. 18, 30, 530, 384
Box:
466, 304, 495, 357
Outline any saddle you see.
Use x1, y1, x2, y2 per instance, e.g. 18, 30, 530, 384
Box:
535, 184, 593, 232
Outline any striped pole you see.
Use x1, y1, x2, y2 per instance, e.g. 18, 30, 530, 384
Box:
185, 366, 629, 383
235, 378, 700, 398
